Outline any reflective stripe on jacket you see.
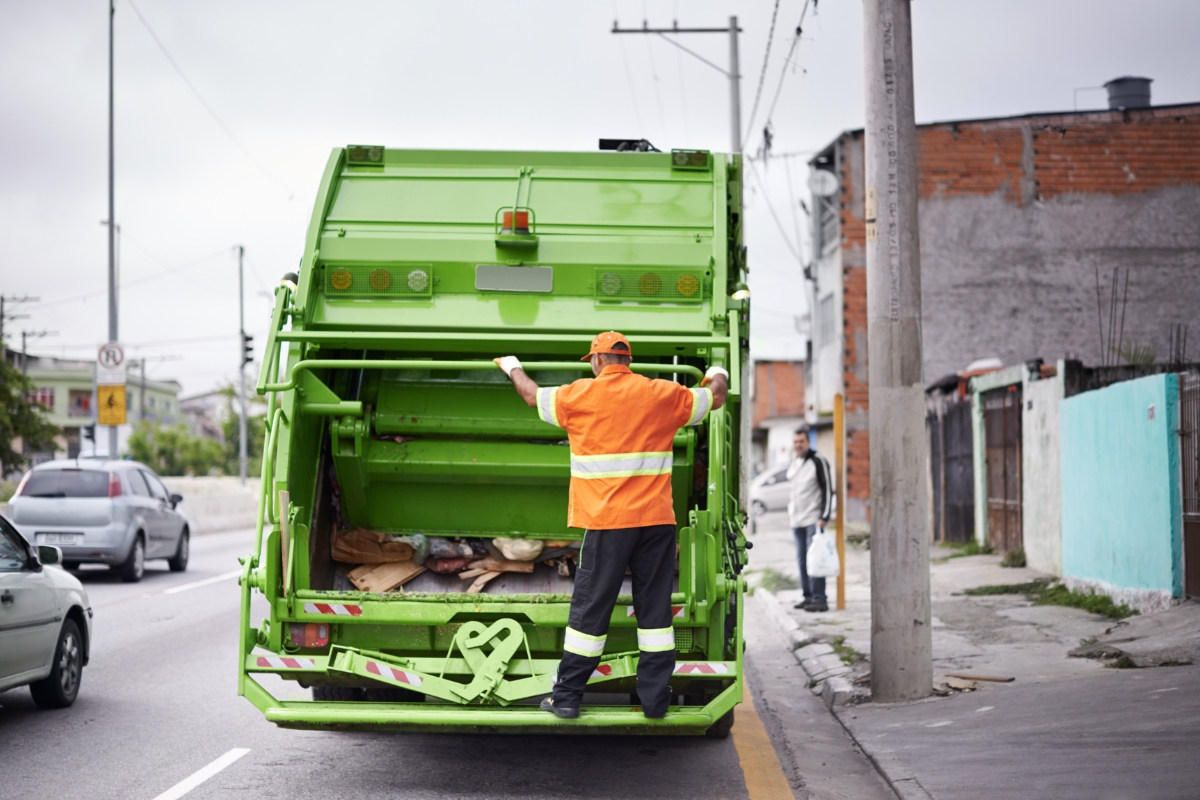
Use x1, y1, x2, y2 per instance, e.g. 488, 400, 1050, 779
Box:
535, 364, 712, 529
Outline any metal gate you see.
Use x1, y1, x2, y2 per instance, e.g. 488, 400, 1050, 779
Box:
984, 386, 1022, 553
1181, 373, 1200, 599
944, 400, 975, 544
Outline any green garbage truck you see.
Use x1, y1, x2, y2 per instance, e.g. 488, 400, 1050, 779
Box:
237, 143, 751, 735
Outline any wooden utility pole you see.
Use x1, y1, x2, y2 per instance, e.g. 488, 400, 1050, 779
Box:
863, 0, 932, 702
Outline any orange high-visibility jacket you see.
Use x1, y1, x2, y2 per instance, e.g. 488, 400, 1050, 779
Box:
536, 364, 713, 530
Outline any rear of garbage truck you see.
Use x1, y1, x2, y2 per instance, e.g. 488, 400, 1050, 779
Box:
237, 144, 751, 735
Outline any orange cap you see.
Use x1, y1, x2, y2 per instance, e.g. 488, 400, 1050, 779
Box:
582, 331, 632, 361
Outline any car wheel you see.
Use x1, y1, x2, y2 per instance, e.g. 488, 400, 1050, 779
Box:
312, 686, 365, 701
168, 528, 190, 573
29, 619, 84, 709
705, 708, 735, 739
751, 500, 768, 517
118, 535, 145, 583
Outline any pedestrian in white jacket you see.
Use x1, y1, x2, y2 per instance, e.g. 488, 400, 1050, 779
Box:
786, 428, 834, 612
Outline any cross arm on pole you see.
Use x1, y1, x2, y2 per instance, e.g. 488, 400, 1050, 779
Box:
653, 33, 728, 76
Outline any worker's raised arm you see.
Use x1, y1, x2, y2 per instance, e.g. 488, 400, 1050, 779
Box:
494, 356, 539, 407
702, 366, 729, 410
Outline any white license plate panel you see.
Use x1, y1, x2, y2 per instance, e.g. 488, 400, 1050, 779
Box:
38, 532, 82, 545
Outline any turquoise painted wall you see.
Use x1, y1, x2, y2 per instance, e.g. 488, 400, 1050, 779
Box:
1060, 374, 1182, 596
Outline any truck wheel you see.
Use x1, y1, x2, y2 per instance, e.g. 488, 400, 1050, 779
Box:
30, 619, 84, 709
312, 686, 365, 701
365, 686, 423, 703
705, 708, 735, 739
117, 536, 145, 583
168, 528, 190, 572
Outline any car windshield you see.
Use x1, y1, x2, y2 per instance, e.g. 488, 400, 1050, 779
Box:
21, 469, 110, 498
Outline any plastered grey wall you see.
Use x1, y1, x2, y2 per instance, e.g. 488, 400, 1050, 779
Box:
918, 185, 1200, 380
1023, 374, 1063, 575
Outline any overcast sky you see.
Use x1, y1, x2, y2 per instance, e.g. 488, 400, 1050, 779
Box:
2, 0, 1198, 397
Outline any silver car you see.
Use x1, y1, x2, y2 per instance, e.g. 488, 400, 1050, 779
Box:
0, 514, 92, 708
749, 464, 791, 517
8, 459, 190, 582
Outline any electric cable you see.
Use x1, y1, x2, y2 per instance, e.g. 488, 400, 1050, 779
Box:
741, 0, 783, 144
123, 0, 295, 200
755, 0, 815, 155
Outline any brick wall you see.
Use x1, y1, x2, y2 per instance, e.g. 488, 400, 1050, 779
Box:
828, 104, 1200, 522
752, 361, 805, 428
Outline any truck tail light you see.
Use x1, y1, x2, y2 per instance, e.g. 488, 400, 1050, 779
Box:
108, 471, 122, 498
501, 210, 530, 234
289, 623, 329, 648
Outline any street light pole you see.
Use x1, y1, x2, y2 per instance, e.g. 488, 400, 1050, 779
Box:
107, 0, 119, 459
863, 0, 932, 702
237, 245, 248, 486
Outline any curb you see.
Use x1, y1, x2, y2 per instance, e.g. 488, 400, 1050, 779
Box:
755, 589, 860, 707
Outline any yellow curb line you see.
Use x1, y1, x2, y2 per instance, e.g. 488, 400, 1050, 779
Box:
732, 679, 795, 799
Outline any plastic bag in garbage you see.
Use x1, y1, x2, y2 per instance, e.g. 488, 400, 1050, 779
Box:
428, 537, 475, 559
493, 537, 544, 561
388, 534, 428, 565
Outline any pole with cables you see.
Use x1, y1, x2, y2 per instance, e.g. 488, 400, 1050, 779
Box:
863, 0, 932, 703
237, 245, 248, 486
107, 0, 119, 459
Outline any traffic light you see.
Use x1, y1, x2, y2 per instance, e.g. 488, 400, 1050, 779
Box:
82, 423, 95, 443
241, 331, 254, 366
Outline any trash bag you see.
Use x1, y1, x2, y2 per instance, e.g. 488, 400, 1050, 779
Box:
428, 556, 474, 574
806, 528, 841, 579
393, 534, 428, 566
428, 537, 475, 559
493, 537, 544, 561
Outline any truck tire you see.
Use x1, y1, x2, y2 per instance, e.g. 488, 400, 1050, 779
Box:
312, 686, 365, 701
168, 528, 190, 572
365, 686, 423, 703
117, 535, 145, 583
705, 708, 735, 739
29, 619, 84, 709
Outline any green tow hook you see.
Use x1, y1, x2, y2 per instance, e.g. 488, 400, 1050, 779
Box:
454, 619, 525, 703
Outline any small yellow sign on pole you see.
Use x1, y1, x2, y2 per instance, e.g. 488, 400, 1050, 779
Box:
98, 384, 127, 426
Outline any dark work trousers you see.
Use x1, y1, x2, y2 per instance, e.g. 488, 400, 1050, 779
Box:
794, 525, 827, 603
552, 524, 677, 716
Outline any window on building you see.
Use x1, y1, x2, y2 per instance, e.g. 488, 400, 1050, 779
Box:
26, 387, 54, 410
813, 175, 840, 257
819, 294, 837, 348
68, 390, 92, 418
148, 396, 156, 409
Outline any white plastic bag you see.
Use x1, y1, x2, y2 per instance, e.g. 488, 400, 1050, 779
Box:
806, 528, 841, 578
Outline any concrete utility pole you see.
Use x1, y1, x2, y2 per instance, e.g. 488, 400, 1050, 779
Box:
107, 0, 119, 459
863, 0, 932, 702
237, 245, 248, 486
0, 295, 38, 360
21, 330, 57, 374
611, 17, 743, 154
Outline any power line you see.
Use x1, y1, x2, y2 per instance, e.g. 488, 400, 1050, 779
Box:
755, 0, 815, 155
25, 247, 228, 311
123, 0, 294, 200
746, 157, 799, 261
741, 0, 782, 144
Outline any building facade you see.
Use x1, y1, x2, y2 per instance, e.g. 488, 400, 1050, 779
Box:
807, 98, 1200, 523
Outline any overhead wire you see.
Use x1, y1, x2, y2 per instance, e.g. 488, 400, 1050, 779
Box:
755, 0, 815, 155
673, 0, 690, 140
613, 1, 646, 133
25, 247, 229, 311
741, 0, 783, 145
746, 158, 800, 261
123, 0, 295, 200
641, 1, 669, 142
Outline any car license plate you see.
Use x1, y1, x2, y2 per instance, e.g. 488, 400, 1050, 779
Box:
39, 532, 81, 545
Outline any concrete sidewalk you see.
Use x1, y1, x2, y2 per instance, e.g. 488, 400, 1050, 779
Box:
746, 510, 1200, 800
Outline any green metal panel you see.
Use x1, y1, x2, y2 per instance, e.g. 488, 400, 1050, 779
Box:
240, 146, 750, 735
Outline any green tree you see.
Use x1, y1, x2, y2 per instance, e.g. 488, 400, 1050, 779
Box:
221, 411, 266, 477
126, 421, 224, 476
0, 355, 60, 476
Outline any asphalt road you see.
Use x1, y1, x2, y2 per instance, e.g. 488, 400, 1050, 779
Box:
0, 530, 888, 800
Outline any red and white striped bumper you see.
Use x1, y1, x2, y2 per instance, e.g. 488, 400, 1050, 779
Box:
303, 602, 363, 617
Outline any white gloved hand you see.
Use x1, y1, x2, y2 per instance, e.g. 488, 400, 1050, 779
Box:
701, 365, 729, 387
493, 356, 523, 377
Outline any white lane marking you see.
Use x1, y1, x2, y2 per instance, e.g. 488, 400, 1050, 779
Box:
975, 706, 995, 713
151, 747, 250, 800
163, 570, 242, 595
1150, 687, 1179, 692
925, 721, 954, 728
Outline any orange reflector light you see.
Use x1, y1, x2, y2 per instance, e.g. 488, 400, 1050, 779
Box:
289, 623, 329, 648
638, 272, 662, 295
369, 269, 391, 291
330, 269, 353, 291
501, 210, 530, 233
677, 274, 700, 297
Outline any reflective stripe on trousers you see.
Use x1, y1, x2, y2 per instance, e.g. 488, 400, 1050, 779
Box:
563, 626, 606, 657
637, 626, 675, 652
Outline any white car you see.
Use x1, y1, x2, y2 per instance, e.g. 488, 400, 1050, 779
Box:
749, 464, 791, 517
0, 514, 92, 708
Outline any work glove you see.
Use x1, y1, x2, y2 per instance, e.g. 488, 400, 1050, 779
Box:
700, 365, 729, 387
493, 356, 523, 377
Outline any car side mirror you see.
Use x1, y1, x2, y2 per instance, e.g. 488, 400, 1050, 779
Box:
37, 545, 62, 566
170, 493, 183, 508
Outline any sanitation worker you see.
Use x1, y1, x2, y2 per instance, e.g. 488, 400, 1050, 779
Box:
494, 332, 728, 719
